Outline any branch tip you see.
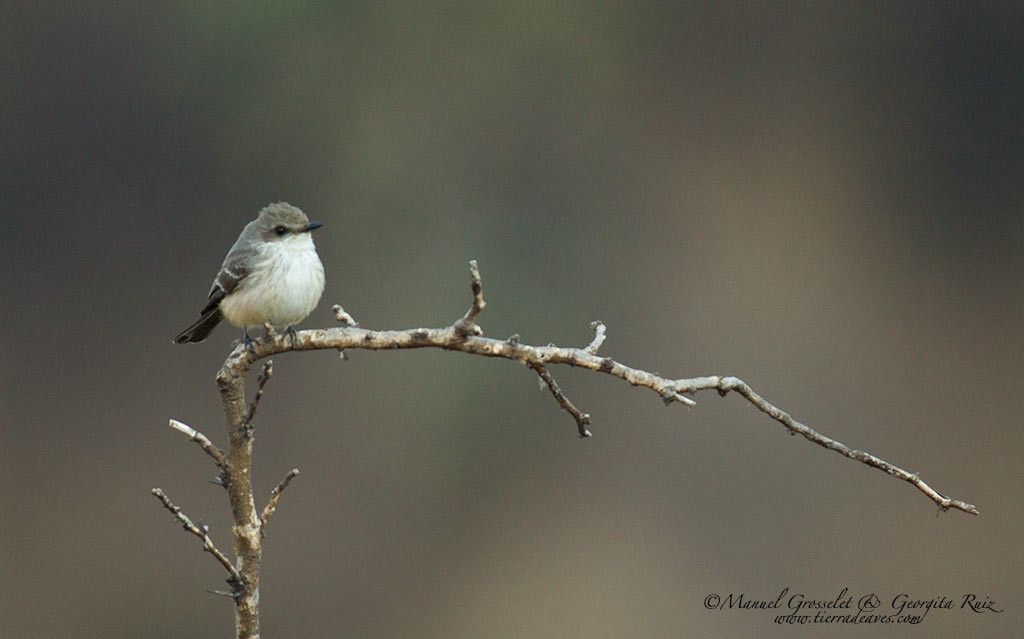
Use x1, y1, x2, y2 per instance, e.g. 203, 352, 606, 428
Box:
333, 305, 359, 327
673, 375, 978, 515
673, 392, 697, 407
585, 321, 607, 354
455, 260, 487, 336
168, 419, 227, 466
260, 468, 301, 533
531, 364, 592, 438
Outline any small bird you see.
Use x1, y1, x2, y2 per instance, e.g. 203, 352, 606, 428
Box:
173, 202, 325, 346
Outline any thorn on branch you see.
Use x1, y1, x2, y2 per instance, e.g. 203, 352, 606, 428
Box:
208, 472, 228, 488
531, 364, 592, 438
225, 573, 245, 599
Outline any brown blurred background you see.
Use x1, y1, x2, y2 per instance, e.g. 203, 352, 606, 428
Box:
2, 3, 1021, 638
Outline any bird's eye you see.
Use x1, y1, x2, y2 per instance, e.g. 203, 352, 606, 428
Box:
274, 225, 287, 236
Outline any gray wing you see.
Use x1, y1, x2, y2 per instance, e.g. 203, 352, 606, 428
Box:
200, 242, 253, 314
174, 223, 260, 344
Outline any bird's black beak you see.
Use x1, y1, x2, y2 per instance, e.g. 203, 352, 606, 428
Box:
302, 221, 323, 232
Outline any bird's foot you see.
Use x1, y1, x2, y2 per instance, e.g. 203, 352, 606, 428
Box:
243, 328, 256, 354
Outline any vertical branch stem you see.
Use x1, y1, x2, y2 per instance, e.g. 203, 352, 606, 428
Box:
216, 359, 262, 639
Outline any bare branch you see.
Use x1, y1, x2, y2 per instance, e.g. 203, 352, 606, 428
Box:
172, 264, 976, 637
244, 360, 274, 425
260, 468, 300, 534
151, 488, 242, 586
531, 364, 592, 438
217, 261, 976, 516
168, 419, 227, 468
163, 259, 978, 639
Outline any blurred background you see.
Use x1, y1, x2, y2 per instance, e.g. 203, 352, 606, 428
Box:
2, 2, 1021, 638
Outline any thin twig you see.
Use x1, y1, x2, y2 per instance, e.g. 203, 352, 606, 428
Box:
454, 259, 486, 336
151, 488, 242, 585
584, 321, 607, 355
260, 468, 300, 534
244, 360, 274, 425
531, 364, 592, 437
168, 419, 227, 468
673, 376, 980, 515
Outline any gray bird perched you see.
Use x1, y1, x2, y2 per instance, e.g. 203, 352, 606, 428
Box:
173, 202, 325, 346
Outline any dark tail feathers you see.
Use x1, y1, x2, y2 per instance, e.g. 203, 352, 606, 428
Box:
173, 307, 224, 344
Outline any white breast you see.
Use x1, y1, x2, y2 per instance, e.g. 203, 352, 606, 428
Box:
219, 234, 325, 330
